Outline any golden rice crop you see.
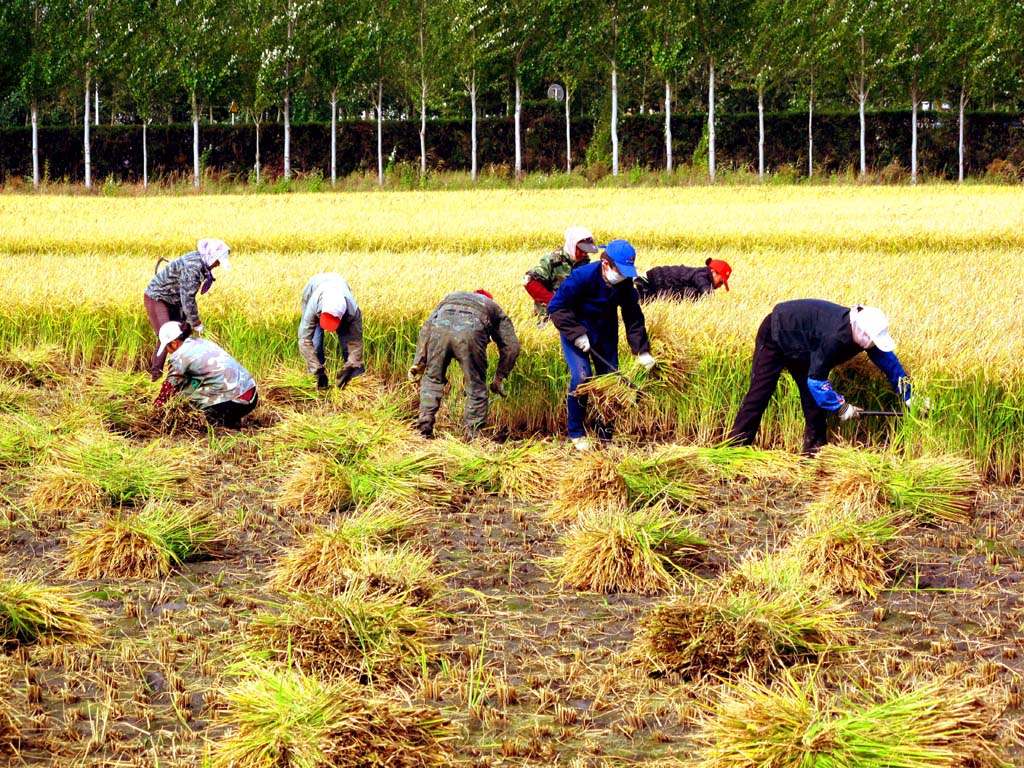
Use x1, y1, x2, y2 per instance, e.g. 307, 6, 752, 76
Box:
0, 578, 100, 647
691, 669, 1002, 768
211, 665, 455, 768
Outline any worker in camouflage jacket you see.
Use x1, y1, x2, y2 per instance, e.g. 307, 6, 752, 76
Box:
523, 226, 599, 325
153, 321, 258, 429
298, 273, 365, 389
409, 290, 520, 439
144, 238, 231, 380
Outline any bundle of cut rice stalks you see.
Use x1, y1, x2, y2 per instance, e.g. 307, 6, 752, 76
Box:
270, 506, 433, 593
0, 655, 20, 753
0, 344, 70, 386
629, 551, 853, 679
788, 500, 905, 599
269, 410, 410, 464
438, 436, 565, 503
811, 446, 980, 524
66, 502, 226, 579
0, 577, 99, 647
0, 413, 52, 469
550, 505, 707, 594
691, 669, 1003, 768
86, 367, 209, 438
246, 586, 439, 683
548, 449, 630, 522
210, 665, 455, 768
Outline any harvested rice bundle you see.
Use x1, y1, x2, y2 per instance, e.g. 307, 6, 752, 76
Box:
26, 466, 106, 514
29, 431, 192, 511
692, 669, 1002, 768
0, 578, 99, 647
551, 505, 706, 595
87, 368, 212, 437
631, 553, 852, 679
0, 655, 20, 753
789, 501, 903, 599
692, 445, 803, 483
275, 452, 354, 515
342, 546, 445, 605
211, 666, 455, 768
260, 367, 326, 406
270, 507, 432, 592
0, 344, 70, 386
549, 449, 629, 522
248, 587, 438, 683
349, 449, 452, 510
0, 380, 30, 413
270, 410, 402, 462
0, 412, 51, 468
813, 446, 980, 524
439, 436, 562, 501
619, 449, 705, 512
66, 502, 226, 579
572, 373, 639, 425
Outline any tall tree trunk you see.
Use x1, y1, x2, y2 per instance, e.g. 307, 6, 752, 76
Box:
757, 83, 765, 181
192, 92, 200, 189
142, 121, 148, 189
958, 85, 967, 183
419, 79, 427, 177
565, 82, 572, 174
470, 72, 477, 182
376, 79, 384, 187
330, 89, 338, 187
255, 121, 261, 184
94, 82, 99, 126
664, 79, 672, 173
611, 61, 619, 176
858, 33, 867, 180
708, 56, 715, 183
31, 102, 39, 189
84, 74, 92, 189
514, 71, 522, 180
284, 86, 291, 180
910, 68, 919, 184
807, 66, 814, 178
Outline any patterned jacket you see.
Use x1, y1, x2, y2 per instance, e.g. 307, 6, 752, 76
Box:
144, 252, 213, 327
298, 273, 363, 373
413, 292, 520, 380
523, 249, 589, 318
166, 338, 257, 409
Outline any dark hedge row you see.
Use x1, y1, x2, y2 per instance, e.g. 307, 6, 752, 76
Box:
2, 110, 1023, 184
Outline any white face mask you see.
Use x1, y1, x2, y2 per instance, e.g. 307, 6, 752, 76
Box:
603, 262, 628, 285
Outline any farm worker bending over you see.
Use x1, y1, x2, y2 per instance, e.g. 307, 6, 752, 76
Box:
153, 322, 258, 429
728, 300, 916, 456
144, 237, 231, 381
634, 258, 732, 302
523, 226, 599, 326
409, 290, 520, 440
547, 239, 655, 451
298, 273, 365, 390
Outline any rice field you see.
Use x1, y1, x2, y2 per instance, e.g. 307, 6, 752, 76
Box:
0, 186, 1023, 767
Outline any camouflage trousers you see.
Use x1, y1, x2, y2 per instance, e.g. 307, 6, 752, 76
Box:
416, 314, 490, 437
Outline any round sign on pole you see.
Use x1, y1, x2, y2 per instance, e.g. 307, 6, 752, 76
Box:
547, 83, 565, 101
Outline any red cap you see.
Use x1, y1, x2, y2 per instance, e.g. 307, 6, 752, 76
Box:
707, 259, 732, 291
320, 312, 342, 331
475, 289, 494, 300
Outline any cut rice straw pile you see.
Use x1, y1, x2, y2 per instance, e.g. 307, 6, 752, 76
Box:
0, 578, 100, 647
438, 436, 563, 502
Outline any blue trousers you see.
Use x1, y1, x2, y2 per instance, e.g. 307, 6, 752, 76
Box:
561, 334, 617, 439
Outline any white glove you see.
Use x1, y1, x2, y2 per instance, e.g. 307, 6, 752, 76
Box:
637, 353, 656, 371
906, 396, 931, 413
837, 402, 863, 421
574, 335, 591, 353
193, 323, 204, 335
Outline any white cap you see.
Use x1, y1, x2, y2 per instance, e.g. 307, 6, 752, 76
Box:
564, 226, 599, 256
198, 238, 231, 271
851, 306, 896, 352
157, 321, 186, 356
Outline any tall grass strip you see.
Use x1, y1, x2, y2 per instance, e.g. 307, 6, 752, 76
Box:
0, 578, 100, 647
211, 666, 455, 768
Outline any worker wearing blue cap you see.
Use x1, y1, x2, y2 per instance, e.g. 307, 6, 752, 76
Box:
547, 239, 656, 450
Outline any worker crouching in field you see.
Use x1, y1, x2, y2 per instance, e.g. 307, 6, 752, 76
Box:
634, 258, 732, 302
143, 237, 231, 381
523, 226, 599, 326
547, 240, 656, 451
153, 322, 258, 429
298, 273, 365, 389
728, 300, 915, 455
409, 290, 520, 440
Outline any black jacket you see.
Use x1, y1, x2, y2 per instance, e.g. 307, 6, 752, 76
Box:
768, 299, 864, 380
635, 265, 714, 301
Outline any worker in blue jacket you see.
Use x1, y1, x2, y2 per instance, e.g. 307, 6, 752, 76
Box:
548, 239, 656, 451
728, 299, 918, 455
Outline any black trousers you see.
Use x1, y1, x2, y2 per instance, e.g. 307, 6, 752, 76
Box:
204, 392, 259, 429
728, 314, 827, 454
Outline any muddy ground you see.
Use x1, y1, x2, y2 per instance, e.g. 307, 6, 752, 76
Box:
1, 387, 1023, 767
